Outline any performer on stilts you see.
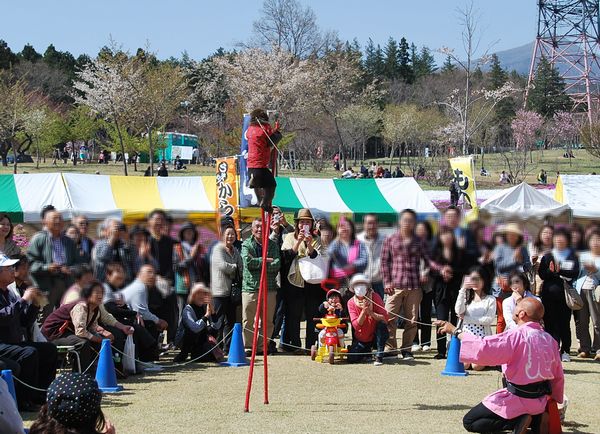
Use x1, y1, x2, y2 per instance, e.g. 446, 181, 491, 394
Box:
246, 108, 282, 213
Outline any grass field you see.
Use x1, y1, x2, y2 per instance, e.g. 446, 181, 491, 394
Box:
1, 149, 598, 191
20, 323, 600, 434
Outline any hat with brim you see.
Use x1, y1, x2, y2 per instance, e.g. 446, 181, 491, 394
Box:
0, 254, 18, 267
501, 222, 523, 237
294, 208, 314, 221
349, 273, 370, 293
326, 289, 341, 299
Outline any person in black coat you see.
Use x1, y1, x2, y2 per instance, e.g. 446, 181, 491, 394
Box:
431, 226, 467, 359
538, 227, 580, 361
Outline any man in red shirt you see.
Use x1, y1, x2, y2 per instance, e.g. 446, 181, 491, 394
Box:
347, 274, 388, 366
246, 109, 282, 212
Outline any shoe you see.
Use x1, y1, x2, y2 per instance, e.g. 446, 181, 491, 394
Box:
422, 345, 431, 352
373, 356, 384, 366
173, 353, 188, 363
595, 353, 600, 361
411, 344, 422, 353
561, 352, 571, 362
433, 353, 446, 360
512, 414, 532, 434
578, 351, 590, 358
382, 351, 397, 359
401, 351, 415, 361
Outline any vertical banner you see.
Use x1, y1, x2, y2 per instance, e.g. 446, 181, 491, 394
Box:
216, 157, 240, 231
239, 113, 257, 207
449, 156, 478, 208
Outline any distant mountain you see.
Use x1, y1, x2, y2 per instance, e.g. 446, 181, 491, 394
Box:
490, 42, 534, 75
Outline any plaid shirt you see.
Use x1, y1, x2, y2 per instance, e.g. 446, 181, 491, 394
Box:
380, 232, 441, 290
51, 236, 66, 265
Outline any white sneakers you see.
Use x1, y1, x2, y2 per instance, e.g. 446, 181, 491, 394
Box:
411, 344, 422, 353
422, 345, 431, 352
561, 352, 571, 362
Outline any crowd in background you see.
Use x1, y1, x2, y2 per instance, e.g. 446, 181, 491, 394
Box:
1, 204, 600, 428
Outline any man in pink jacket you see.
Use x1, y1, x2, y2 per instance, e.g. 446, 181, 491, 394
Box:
436, 297, 564, 434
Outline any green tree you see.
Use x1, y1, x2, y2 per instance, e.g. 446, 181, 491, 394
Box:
413, 46, 437, 80
0, 40, 18, 70
364, 39, 384, 79
527, 56, 571, 118
441, 55, 456, 74
383, 37, 399, 80
19, 44, 42, 63
43, 44, 76, 80
397, 37, 413, 83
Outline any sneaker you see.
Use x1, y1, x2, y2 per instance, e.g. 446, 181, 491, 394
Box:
433, 353, 446, 360
373, 357, 384, 366
578, 351, 590, 359
561, 352, 571, 362
422, 345, 431, 352
401, 351, 415, 361
512, 414, 532, 434
411, 344, 422, 353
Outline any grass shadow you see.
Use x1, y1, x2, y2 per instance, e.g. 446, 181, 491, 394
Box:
562, 368, 599, 375
413, 403, 471, 411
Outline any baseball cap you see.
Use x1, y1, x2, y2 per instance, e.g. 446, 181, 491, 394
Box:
0, 254, 18, 267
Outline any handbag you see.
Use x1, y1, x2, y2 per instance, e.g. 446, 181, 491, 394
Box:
123, 335, 136, 374
230, 279, 242, 306
298, 254, 329, 284
563, 280, 584, 311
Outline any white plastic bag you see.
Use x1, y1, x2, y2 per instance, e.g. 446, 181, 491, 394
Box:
298, 254, 329, 284
123, 335, 136, 374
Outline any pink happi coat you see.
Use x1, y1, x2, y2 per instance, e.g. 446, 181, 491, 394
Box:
460, 321, 564, 419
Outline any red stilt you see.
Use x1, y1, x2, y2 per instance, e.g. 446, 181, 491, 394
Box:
262, 212, 272, 404
244, 209, 271, 412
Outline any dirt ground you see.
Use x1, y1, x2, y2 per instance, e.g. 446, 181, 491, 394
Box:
91, 349, 598, 434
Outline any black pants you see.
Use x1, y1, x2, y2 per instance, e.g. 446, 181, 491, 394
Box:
415, 289, 433, 346
463, 402, 543, 433
272, 288, 285, 340
542, 287, 572, 354
304, 283, 325, 349
0, 342, 57, 405
177, 328, 216, 361
149, 290, 178, 343
51, 333, 99, 373
281, 286, 304, 351
212, 296, 236, 353
435, 298, 458, 356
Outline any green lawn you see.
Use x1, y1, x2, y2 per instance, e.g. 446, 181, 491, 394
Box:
2, 148, 597, 191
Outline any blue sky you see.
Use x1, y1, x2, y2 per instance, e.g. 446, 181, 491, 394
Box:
2, 0, 537, 60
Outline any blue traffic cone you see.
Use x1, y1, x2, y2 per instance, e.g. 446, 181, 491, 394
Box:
1, 370, 17, 403
441, 335, 468, 377
221, 323, 249, 367
95, 339, 123, 392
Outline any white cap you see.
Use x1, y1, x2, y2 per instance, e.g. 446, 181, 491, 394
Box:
0, 254, 18, 267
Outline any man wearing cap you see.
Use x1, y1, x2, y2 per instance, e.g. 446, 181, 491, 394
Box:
0, 254, 58, 411
347, 274, 388, 365
436, 298, 564, 434
27, 209, 81, 319
241, 218, 280, 353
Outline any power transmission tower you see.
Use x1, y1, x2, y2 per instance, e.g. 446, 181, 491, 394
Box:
526, 0, 600, 122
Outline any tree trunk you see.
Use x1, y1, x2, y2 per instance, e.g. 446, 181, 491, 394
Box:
12, 140, 18, 174
148, 127, 154, 176
388, 144, 395, 171
115, 120, 128, 176
133, 153, 138, 172
36, 140, 40, 169
332, 117, 346, 170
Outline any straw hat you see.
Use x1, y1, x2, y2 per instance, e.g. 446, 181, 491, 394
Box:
294, 208, 314, 221
501, 222, 523, 237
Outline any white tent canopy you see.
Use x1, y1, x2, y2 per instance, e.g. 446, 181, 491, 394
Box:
480, 182, 571, 222
556, 175, 600, 219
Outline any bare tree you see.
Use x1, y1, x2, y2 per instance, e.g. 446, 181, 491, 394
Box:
250, 0, 333, 58
439, 1, 502, 154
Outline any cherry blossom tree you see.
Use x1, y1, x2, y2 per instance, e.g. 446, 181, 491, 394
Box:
503, 109, 544, 183
73, 56, 139, 175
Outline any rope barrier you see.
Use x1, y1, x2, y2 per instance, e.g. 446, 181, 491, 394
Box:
110, 328, 234, 369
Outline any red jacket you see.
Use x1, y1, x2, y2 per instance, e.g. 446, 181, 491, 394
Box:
247, 123, 276, 169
